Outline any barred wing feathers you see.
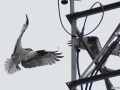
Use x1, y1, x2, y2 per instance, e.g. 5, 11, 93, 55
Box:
21, 50, 64, 68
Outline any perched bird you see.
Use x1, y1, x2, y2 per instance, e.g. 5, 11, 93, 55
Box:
68, 36, 102, 58
68, 36, 120, 57
5, 15, 64, 74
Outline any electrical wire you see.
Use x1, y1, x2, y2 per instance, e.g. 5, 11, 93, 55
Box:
58, 0, 104, 37
89, 38, 120, 90
82, 2, 104, 90
58, 1, 104, 89
58, 0, 77, 37
82, 2, 104, 36
85, 36, 120, 90
76, 46, 83, 90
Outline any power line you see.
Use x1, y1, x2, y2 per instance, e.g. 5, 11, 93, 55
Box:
58, 0, 77, 37
82, 2, 104, 36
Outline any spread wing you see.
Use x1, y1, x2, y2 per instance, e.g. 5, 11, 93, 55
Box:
12, 15, 29, 57
4, 15, 29, 74
21, 50, 64, 68
68, 36, 102, 57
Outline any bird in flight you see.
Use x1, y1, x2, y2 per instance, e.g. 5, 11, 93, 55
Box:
5, 15, 64, 74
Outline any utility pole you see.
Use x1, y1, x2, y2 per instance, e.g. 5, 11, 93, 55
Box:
61, 0, 80, 90
70, 0, 77, 90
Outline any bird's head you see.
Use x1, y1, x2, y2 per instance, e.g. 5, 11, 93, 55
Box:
24, 48, 33, 52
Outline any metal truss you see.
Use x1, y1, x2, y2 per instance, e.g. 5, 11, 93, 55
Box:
66, 1, 120, 90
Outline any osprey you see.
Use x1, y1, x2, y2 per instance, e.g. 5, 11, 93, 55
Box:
68, 36, 120, 57
68, 36, 102, 58
5, 15, 64, 74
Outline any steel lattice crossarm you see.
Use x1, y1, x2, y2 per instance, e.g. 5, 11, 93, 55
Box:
66, 24, 120, 89
66, 1, 120, 23
66, 23, 120, 90
66, 1, 120, 90
66, 69, 120, 89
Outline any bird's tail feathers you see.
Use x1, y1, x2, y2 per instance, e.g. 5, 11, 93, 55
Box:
5, 58, 21, 74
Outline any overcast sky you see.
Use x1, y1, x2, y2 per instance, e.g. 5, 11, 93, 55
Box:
0, 0, 120, 90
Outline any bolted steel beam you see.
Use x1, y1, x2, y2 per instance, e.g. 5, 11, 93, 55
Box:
66, 69, 120, 89
66, 1, 120, 23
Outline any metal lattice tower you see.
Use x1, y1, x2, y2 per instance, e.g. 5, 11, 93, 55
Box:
62, 1, 120, 90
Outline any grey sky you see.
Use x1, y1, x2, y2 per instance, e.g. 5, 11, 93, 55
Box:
0, 0, 120, 90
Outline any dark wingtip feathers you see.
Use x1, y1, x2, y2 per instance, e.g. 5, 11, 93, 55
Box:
26, 14, 29, 25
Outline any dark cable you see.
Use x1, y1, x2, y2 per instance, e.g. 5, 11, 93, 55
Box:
58, 0, 77, 37
89, 39, 120, 90
76, 46, 83, 90
82, 2, 104, 36
84, 2, 104, 90
87, 37, 120, 90
76, 48, 81, 77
